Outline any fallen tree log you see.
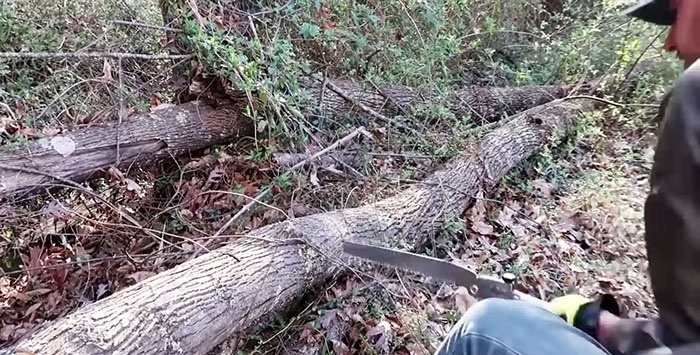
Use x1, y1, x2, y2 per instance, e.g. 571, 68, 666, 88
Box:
9, 98, 594, 355
0, 83, 568, 201
303, 79, 569, 124
0, 101, 253, 200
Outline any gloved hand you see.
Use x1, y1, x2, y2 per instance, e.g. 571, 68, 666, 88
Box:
547, 293, 620, 341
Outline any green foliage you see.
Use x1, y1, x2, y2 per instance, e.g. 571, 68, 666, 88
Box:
0, 0, 166, 131
171, 0, 679, 159
441, 217, 464, 234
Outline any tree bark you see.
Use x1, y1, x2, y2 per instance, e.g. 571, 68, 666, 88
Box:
0, 83, 568, 201
8, 98, 594, 355
304, 79, 569, 124
0, 101, 253, 200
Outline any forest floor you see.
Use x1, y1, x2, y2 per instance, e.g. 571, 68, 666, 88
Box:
0, 0, 679, 353
228, 107, 661, 354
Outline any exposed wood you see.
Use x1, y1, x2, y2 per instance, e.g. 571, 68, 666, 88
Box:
10, 99, 594, 355
0, 101, 253, 200
304, 79, 569, 124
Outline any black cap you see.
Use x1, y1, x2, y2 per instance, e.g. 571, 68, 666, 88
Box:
622, 0, 675, 25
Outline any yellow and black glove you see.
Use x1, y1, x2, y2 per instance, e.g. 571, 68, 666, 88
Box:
547, 293, 620, 341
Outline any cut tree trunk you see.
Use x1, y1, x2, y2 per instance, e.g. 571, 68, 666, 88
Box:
9, 98, 594, 355
303, 79, 569, 124
0, 83, 568, 201
0, 101, 253, 200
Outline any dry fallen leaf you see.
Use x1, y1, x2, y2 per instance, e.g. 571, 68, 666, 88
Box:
331, 339, 352, 355
425, 303, 437, 320
366, 320, 393, 354
128, 271, 157, 283
50, 136, 77, 157
152, 103, 176, 111
96, 283, 110, 299
124, 178, 142, 193
309, 165, 320, 187
454, 286, 477, 314
532, 179, 552, 197
470, 220, 494, 235
0, 325, 15, 342
101, 59, 113, 83
25, 288, 52, 298
24, 302, 42, 318
205, 166, 226, 189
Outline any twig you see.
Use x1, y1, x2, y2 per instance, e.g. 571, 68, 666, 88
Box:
613, 29, 665, 97
0, 51, 193, 60
36, 78, 100, 120
112, 20, 184, 32
211, 127, 373, 238
116, 57, 124, 165
290, 128, 373, 170
322, 80, 391, 123
368, 79, 409, 116
0, 252, 185, 277
0, 165, 206, 258
184, 0, 207, 27
563, 95, 625, 107
249, 0, 295, 17
0, 102, 17, 122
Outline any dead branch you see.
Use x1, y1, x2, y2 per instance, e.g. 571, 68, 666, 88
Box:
0, 51, 193, 60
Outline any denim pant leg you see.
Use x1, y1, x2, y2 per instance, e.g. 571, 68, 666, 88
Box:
434, 298, 612, 355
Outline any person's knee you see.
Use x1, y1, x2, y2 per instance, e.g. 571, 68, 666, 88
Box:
464, 298, 517, 321
455, 298, 526, 335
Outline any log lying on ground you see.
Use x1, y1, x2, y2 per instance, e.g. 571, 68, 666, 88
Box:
0, 83, 569, 200
303, 79, 569, 124
10, 98, 594, 355
0, 101, 253, 199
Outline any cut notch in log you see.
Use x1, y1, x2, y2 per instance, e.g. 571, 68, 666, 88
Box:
10, 98, 594, 355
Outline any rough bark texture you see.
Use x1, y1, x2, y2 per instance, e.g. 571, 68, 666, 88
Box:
0, 101, 252, 200
0, 82, 568, 201
304, 79, 569, 124
8, 99, 594, 355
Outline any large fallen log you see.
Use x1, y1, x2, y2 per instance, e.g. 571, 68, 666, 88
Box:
304, 79, 569, 124
0, 83, 568, 200
0, 101, 253, 199
9, 98, 594, 355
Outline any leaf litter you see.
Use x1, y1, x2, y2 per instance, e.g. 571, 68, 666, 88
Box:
240, 120, 658, 354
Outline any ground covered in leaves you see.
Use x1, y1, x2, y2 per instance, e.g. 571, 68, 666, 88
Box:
227, 110, 660, 355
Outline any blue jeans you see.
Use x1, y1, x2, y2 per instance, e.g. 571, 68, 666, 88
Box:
434, 298, 612, 355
